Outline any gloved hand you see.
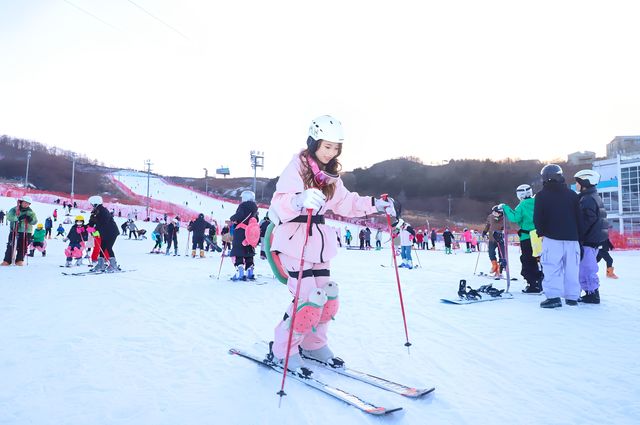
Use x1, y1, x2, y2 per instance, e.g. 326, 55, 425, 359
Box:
292, 188, 326, 211
482, 231, 488, 238
375, 197, 396, 216
18, 214, 28, 221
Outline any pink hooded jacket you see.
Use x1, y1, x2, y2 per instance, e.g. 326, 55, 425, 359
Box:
270, 154, 377, 264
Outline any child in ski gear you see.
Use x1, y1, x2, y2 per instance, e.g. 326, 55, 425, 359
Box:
364, 227, 372, 249
188, 214, 211, 257
29, 223, 47, 257
127, 220, 139, 239
165, 218, 180, 255
269, 115, 396, 373
344, 228, 352, 246
482, 206, 506, 276
533, 164, 581, 308
151, 220, 167, 253
53, 208, 58, 222
87, 195, 120, 272
597, 239, 618, 278
87, 226, 101, 265
2, 196, 37, 266
501, 184, 543, 293
63, 215, 88, 266
220, 222, 232, 252
416, 230, 425, 250
44, 217, 53, 239
229, 190, 259, 280
575, 169, 609, 304
442, 228, 454, 254
398, 220, 416, 268
55, 224, 65, 238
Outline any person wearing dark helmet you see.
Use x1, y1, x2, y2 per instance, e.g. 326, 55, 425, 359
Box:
574, 169, 609, 304
533, 164, 581, 308
87, 195, 120, 272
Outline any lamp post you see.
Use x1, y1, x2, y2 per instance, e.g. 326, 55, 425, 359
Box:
71, 153, 76, 202
145, 159, 152, 219
203, 168, 208, 194
250, 150, 264, 194
25, 150, 32, 190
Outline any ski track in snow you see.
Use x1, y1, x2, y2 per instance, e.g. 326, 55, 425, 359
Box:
1, 175, 639, 425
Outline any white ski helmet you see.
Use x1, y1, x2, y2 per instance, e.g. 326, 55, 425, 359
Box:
516, 184, 533, 200
19, 195, 33, 204
574, 169, 600, 187
241, 190, 255, 203
307, 115, 344, 148
88, 195, 103, 206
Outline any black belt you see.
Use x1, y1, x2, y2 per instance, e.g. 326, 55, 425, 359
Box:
289, 215, 325, 225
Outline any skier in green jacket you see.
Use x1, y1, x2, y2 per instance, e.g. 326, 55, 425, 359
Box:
501, 184, 543, 293
2, 196, 38, 266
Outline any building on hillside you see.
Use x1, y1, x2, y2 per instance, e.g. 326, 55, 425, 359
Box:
590, 154, 640, 234
568, 151, 596, 165
606, 136, 640, 158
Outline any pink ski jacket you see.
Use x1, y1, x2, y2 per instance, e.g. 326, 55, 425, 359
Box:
270, 154, 377, 264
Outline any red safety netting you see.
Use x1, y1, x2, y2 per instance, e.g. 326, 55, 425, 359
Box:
609, 231, 640, 250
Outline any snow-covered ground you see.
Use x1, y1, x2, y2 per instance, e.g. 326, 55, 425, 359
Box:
1, 187, 639, 425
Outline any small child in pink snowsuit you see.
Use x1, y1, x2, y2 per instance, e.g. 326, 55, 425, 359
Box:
269, 115, 396, 374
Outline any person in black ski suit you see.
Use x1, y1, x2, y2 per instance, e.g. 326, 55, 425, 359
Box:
188, 213, 211, 258
87, 195, 120, 272
165, 218, 180, 255
229, 190, 259, 280
259, 214, 271, 260
442, 227, 454, 254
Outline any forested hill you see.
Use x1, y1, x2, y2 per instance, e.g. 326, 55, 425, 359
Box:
340, 157, 586, 226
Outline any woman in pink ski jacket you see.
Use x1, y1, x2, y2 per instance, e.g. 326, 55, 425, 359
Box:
268, 115, 396, 375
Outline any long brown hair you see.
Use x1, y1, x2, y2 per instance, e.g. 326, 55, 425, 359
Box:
298, 143, 342, 199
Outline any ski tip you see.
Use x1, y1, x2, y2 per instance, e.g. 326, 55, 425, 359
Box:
403, 387, 436, 398
367, 406, 403, 415
228, 348, 239, 355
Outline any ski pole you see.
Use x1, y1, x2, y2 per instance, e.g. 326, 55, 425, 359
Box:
473, 242, 482, 275
22, 217, 29, 265
185, 231, 191, 256
216, 250, 226, 279
277, 208, 313, 404
412, 244, 422, 268
502, 214, 511, 292
381, 194, 412, 353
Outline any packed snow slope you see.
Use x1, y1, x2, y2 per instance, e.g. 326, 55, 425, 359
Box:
1, 187, 639, 425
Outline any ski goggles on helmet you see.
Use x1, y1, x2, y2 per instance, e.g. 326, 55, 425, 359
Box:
307, 155, 338, 187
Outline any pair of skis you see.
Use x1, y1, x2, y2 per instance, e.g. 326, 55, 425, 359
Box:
229, 347, 434, 416
61, 269, 133, 276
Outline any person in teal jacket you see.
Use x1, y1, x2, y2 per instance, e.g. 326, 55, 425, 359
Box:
2, 196, 38, 266
29, 223, 47, 257
501, 184, 543, 293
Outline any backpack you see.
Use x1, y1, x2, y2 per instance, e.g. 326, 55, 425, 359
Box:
236, 216, 260, 247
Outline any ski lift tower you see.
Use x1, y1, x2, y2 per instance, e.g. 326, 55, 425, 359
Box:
250, 150, 264, 194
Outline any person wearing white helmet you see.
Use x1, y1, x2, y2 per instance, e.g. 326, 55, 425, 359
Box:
267, 115, 398, 376
500, 184, 543, 293
574, 169, 609, 304
2, 195, 38, 266
229, 190, 259, 280
87, 195, 120, 272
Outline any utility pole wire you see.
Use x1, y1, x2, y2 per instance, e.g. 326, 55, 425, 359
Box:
125, 0, 189, 40
62, 0, 118, 30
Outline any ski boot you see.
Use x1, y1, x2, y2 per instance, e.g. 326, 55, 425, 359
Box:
90, 257, 107, 273
267, 341, 312, 378
246, 266, 255, 281
522, 284, 543, 294
231, 265, 245, 281
65, 259, 73, 267
75, 258, 83, 266
300, 345, 344, 368
105, 257, 120, 273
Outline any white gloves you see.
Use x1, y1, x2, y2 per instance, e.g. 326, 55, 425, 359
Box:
293, 188, 327, 212
375, 197, 397, 216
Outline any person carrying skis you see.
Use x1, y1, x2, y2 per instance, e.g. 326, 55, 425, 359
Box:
229, 190, 259, 281
533, 164, 581, 308
87, 195, 120, 272
482, 206, 506, 277
188, 213, 211, 258
63, 215, 88, 267
442, 227, 454, 254
268, 115, 396, 374
2, 196, 37, 266
574, 169, 609, 304
500, 184, 543, 293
